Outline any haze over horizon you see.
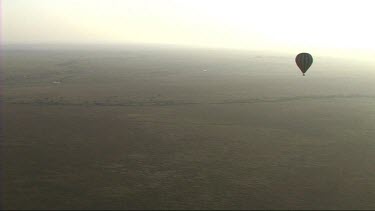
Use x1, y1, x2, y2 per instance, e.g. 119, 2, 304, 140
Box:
3, 0, 375, 63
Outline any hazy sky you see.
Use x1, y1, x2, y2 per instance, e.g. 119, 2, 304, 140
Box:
2, 0, 375, 58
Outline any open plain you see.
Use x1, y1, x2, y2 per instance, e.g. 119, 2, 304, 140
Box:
2, 45, 375, 209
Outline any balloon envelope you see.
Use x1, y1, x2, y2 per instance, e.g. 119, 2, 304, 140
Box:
295, 53, 313, 75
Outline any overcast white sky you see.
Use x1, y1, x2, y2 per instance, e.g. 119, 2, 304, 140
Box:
2, 0, 375, 59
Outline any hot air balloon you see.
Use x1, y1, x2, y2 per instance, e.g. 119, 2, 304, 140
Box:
295, 53, 313, 76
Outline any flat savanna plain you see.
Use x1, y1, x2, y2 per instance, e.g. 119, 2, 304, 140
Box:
2, 46, 375, 209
